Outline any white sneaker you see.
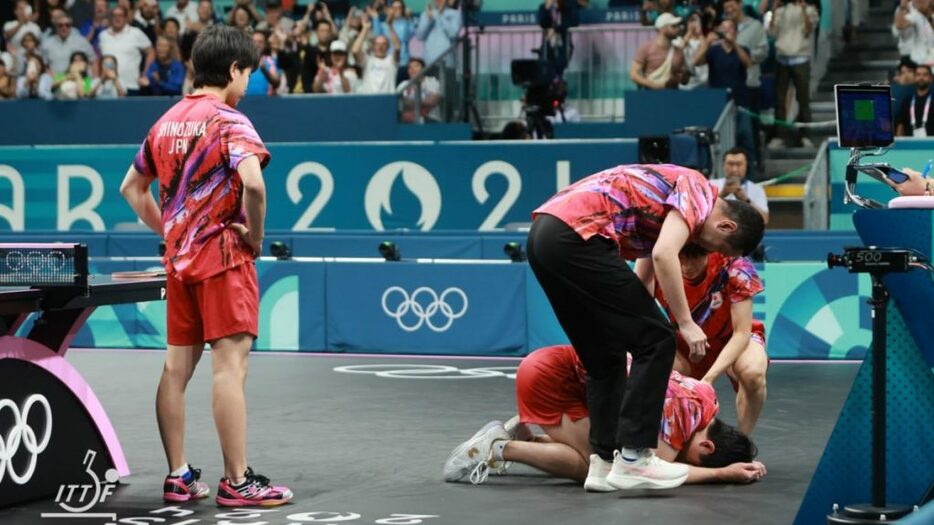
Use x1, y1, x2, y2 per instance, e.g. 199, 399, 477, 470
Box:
605, 450, 689, 490
583, 454, 618, 492
442, 421, 509, 484
767, 137, 785, 150
504, 415, 534, 442
801, 137, 815, 148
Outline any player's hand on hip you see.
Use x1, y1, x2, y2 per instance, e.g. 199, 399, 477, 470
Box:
229, 223, 263, 257
679, 321, 708, 362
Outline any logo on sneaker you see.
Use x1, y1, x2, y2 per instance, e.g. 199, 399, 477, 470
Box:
40, 449, 119, 520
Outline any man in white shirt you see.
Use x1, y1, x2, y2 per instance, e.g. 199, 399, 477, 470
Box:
892, 0, 934, 64
710, 147, 769, 224
397, 57, 441, 122
165, 0, 199, 34
99, 5, 153, 96
3, 0, 41, 50
352, 15, 400, 94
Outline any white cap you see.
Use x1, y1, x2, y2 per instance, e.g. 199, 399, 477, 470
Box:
655, 13, 682, 29
329, 40, 348, 53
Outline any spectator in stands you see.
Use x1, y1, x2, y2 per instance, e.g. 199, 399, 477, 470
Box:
116, 0, 138, 22
398, 56, 440, 121
99, 5, 154, 96
14, 31, 40, 75
892, 0, 934, 65
69, 0, 96, 30
89, 54, 127, 97
339, 6, 365, 56
640, 0, 689, 27
312, 39, 359, 93
416, 0, 461, 67
37, 0, 66, 32
680, 11, 708, 89
80, 0, 110, 52
40, 14, 96, 74
896, 63, 934, 137
4, 0, 41, 51
186, 0, 220, 33
894, 57, 917, 85
300, 1, 338, 44
165, 0, 199, 33
133, 0, 161, 45
723, 0, 767, 173
768, 0, 819, 149
41, 7, 69, 39
0, 59, 15, 99
354, 15, 399, 94
163, 18, 182, 50
140, 35, 184, 95
229, 5, 257, 33
52, 50, 94, 98
245, 30, 282, 95
257, 0, 295, 36
538, 0, 581, 80
268, 31, 290, 93
373, 0, 414, 81
281, 20, 318, 93
16, 53, 53, 99
711, 147, 769, 223
694, 18, 751, 105
629, 13, 687, 90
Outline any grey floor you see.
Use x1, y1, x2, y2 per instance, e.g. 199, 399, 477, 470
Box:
0, 351, 859, 525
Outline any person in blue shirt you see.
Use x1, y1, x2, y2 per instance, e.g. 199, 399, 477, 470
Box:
245, 30, 283, 96
372, 0, 415, 81
141, 35, 185, 96
416, 0, 462, 67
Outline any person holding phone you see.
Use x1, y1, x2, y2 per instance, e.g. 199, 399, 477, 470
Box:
710, 148, 769, 223
90, 54, 127, 98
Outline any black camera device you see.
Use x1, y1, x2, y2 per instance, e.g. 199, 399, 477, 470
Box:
826, 247, 917, 274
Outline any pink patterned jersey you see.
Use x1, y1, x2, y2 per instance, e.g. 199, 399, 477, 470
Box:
533, 164, 718, 260
133, 93, 270, 282
659, 370, 719, 451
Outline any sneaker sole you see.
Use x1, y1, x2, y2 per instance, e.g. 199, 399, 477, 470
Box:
215, 495, 292, 507
583, 478, 618, 492
442, 421, 502, 482
605, 472, 689, 490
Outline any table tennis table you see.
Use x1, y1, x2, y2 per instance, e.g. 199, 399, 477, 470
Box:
0, 266, 165, 508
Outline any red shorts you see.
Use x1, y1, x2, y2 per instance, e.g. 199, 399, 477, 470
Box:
678, 328, 768, 392
167, 262, 259, 346
515, 345, 589, 426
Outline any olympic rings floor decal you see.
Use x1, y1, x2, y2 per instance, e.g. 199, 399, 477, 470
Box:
0, 349, 859, 525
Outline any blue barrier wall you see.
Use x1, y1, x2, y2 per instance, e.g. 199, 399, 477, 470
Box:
0, 140, 638, 231
555, 89, 729, 139
62, 258, 868, 360
0, 96, 472, 146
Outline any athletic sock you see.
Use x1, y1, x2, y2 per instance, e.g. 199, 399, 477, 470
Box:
170, 465, 190, 478
620, 448, 645, 462
491, 440, 508, 462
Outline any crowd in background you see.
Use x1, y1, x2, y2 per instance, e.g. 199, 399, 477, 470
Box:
0, 0, 458, 116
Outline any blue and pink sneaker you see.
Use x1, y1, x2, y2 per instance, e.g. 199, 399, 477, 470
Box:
215, 467, 293, 507
163, 465, 210, 502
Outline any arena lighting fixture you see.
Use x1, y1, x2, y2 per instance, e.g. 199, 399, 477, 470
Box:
504, 242, 526, 263
378, 241, 401, 262
270, 241, 292, 260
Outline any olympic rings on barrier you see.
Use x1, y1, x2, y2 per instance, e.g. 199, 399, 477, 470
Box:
381, 286, 469, 333
333, 364, 518, 380
0, 394, 53, 485
4, 250, 67, 274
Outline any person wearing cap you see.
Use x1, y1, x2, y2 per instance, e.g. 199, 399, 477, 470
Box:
312, 39, 359, 94
629, 12, 687, 90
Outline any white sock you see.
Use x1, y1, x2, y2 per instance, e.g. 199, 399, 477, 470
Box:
620, 448, 645, 462
170, 465, 190, 477
491, 440, 508, 462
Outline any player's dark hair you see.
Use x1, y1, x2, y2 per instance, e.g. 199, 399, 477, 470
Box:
700, 418, 758, 468
191, 25, 258, 89
722, 199, 764, 257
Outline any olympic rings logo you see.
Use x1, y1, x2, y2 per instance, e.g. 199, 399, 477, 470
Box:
0, 394, 53, 485
334, 364, 518, 380
381, 286, 469, 333
4, 250, 68, 274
